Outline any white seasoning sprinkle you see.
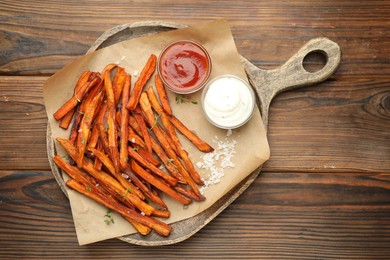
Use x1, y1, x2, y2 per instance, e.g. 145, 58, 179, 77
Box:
115, 56, 126, 65
197, 137, 237, 194
226, 129, 233, 137
141, 211, 145, 216
133, 70, 139, 77
121, 173, 129, 179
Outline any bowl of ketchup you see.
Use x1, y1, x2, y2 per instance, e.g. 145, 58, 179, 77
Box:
158, 40, 212, 94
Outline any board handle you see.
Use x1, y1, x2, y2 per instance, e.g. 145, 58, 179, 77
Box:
243, 37, 341, 130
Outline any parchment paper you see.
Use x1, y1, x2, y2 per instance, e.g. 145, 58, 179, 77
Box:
44, 19, 270, 245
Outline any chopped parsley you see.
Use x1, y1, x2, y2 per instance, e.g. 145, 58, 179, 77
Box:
104, 209, 114, 225
149, 114, 161, 130
120, 187, 133, 199
166, 158, 178, 169
175, 95, 198, 105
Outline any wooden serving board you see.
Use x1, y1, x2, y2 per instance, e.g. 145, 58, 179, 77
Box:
47, 21, 341, 246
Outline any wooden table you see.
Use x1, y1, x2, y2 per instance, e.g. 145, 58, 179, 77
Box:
1, 1, 389, 259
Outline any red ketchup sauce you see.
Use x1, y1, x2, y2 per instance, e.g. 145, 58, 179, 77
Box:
158, 41, 211, 94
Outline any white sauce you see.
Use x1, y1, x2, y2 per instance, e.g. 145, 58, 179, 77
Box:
203, 76, 254, 129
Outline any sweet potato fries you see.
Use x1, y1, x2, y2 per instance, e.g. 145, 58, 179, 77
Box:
52, 59, 213, 237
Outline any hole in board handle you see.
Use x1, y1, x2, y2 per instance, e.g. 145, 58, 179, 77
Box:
303, 50, 328, 73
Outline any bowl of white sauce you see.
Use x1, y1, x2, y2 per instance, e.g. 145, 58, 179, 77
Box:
201, 75, 256, 129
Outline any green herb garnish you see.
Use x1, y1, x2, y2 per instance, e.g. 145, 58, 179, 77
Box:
166, 158, 177, 169
149, 114, 161, 130
120, 187, 133, 199
175, 95, 198, 104
104, 123, 109, 132
104, 209, 114, 225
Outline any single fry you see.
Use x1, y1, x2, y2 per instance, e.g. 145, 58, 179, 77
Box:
100, 63, 117, 80
113, 67, 127, 106
152, 209, 170, 219
175, 186, 206, 201
136, 147, 161, 167
146, 86, 164, 115
119, 75, 131, 170
96, 123, 111, 156
104, 70, 120, 173
133, 106, 152, 153
93, 142, 103, 170
108, 115, 120, 172
124, 217, 151, 236
126, 54, 157, 111
157, 123, 179, 156
169, 115, 214, 153
155, 73, 172, 116
128, 131, 146, 149
59, 108, 75, 129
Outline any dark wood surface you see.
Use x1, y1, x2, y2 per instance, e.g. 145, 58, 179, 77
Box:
1, 1, 389, 259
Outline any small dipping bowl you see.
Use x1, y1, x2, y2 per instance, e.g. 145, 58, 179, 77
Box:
158, 40, 212, 94
201, 75, 256, 129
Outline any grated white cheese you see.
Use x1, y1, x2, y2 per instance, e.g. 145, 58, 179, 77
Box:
197, 136, 237, 194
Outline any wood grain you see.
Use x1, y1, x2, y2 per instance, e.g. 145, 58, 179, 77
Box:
0, 76, 388, 172
1, 170, 389, 259
1, 1, 389, 75
0, 0, 389, 258
0, 77, 49, 170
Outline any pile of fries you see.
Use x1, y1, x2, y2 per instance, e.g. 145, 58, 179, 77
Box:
52, 54, 214, 237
